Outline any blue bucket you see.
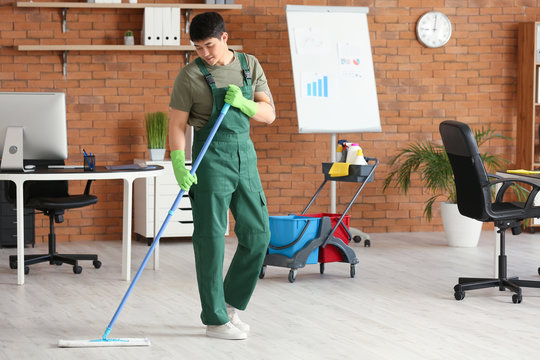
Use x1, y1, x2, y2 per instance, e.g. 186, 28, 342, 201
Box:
268, 215, 320, 264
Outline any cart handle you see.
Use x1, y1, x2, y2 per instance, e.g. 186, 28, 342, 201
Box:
268, 220, 312, 250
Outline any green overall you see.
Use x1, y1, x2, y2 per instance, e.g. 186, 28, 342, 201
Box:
190, 53, 270, 325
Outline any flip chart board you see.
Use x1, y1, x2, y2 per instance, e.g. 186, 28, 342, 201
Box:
286, 5, 381, 133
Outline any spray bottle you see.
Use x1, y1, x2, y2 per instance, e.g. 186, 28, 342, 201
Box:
352, 148, 368, 165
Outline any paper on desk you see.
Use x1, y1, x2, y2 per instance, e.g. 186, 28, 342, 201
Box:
105, 164, 147, 170
507, 169, 540, 175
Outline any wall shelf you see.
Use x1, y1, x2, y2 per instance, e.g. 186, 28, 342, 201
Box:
16, 2, 242, 10
16, 2, 242, 34
17, 44, 242, 51
17, 44, 243, 76
16, 2, 243, 75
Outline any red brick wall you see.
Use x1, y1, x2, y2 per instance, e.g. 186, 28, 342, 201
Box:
0, 0, 535, 242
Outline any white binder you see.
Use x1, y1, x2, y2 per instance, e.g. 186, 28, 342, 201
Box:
162, 7, 173, 45
153, 7, 164, 45
142, 7, 155, 45
171, 7, 180, 46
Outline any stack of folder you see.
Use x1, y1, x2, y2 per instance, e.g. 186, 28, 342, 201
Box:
142, 8, 181, 46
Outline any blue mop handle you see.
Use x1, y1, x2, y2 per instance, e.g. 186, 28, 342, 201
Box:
102, 103, 231, 340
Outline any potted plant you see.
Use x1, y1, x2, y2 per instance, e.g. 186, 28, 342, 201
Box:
383, 126, 524, 247
145, 112, 168, 161
124, 30, 134, 46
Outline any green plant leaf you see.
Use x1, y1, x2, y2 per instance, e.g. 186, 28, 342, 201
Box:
383, 124, 512, 222
145, 112, 168, 149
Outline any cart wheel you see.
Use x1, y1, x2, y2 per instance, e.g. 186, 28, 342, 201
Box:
350, 264, 356, 278
454, 291, 465, 301
259, 265, 266, 279
364, 239, 371, 247
512, 294, 522, 304
320, 263, 325, 274
353, 235, 362, 243
288, 269, 297, 283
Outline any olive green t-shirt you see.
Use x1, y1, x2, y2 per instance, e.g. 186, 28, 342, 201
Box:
169, 50, 270, 130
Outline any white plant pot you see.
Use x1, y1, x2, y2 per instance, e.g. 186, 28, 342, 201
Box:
440, 202, 482, 247
148, 148, 166, 161
124, 36, 134, 46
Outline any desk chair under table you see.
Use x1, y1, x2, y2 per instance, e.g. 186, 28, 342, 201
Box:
7, 160, 101, 275
440, 120, 540, 303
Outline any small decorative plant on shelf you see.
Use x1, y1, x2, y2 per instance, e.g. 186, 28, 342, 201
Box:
383, 126, 528, 247
145, 111, 168, 161
124, 30, 134, 46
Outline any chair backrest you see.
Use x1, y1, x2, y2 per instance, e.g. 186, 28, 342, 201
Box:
439, 120, 491, 221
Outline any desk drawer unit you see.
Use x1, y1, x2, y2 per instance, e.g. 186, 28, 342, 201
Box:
0, 181, 35, 248
133, 159, 194, 240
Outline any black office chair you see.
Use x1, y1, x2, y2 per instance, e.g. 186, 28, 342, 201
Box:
440, 120, 540, 303
7, 160, 101, 275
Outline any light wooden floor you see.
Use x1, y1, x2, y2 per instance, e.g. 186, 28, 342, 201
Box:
2, 230, 540, 359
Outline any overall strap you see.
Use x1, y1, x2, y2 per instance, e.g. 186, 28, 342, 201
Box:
195, 57, 217, 90
237, 53, 252, 87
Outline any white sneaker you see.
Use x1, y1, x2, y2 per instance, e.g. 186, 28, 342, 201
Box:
227, 306, 250, 333
206, 321, 247, 340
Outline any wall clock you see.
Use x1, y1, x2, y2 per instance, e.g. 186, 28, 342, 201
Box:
416, 11, 452, 48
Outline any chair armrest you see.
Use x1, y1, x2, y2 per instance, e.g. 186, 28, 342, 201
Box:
84, 180, 94, 196
488, 177, 540, 209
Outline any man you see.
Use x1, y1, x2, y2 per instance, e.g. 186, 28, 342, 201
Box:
168, 12, 275, 340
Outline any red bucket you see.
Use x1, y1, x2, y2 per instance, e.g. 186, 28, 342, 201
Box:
300, 213, 350, 263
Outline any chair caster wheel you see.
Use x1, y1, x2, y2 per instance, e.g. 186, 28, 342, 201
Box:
454, 291, 465, 301
512, 294, 522, 304
24, 266, 29, 275
364, 239, 371, 247
288, 269, 297, 283
9, 261, 16, 270
54, 261, 63, 266
73, 265, 83, 274
259, 265, 266, 279
350, 264, 356, 278
93, 260, 102, 269
353, 235, 362, 243
320, 263, 325, 274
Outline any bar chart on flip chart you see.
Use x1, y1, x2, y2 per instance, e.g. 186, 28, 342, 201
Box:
304, 74, 329, 98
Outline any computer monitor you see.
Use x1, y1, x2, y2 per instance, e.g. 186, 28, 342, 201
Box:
0, 92, 68, 171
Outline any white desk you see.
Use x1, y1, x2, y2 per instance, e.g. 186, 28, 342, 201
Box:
0, 165, 165, 285
494, 171, 540, 276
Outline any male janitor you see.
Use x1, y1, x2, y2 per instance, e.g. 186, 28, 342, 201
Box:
168, 12, 276, 340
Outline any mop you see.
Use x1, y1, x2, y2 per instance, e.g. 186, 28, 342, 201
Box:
58, 103, 231, 348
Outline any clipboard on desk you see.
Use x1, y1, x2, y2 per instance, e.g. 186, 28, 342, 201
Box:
505, 169, 540, 180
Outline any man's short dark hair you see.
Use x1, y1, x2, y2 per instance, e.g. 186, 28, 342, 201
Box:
189, 12, 226, 42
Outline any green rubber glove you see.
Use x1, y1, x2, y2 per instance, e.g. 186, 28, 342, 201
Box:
171, 149, 197, 191
224, 84, 258, 117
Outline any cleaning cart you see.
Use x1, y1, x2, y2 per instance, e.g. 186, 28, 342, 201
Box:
260, 157, 378, 283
